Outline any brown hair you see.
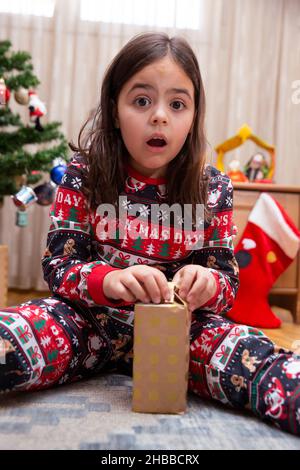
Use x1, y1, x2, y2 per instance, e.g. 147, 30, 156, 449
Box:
69, 31, 211, 222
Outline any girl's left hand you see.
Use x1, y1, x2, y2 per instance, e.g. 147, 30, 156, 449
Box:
172, 265, 217, 313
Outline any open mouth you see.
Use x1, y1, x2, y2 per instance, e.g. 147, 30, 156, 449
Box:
146, 138, 167, 147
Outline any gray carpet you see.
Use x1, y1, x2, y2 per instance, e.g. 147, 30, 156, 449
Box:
0, 373, 300, 450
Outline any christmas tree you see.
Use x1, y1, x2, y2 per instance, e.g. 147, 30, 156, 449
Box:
0, 39, 69, 216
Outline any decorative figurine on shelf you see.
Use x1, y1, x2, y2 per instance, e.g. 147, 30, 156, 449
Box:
227, 159, 249, 183
215, 124, 275, 183
244, 152, 269, 182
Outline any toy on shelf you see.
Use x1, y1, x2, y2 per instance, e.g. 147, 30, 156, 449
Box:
244, 152, 270, 183
215, 124, 275, 183
227, 159, 249, 183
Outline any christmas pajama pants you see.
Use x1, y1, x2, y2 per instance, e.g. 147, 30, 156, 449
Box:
1, 296, 300, 436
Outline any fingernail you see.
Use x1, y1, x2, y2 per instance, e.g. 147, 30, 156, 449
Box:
165, 291, 171, 301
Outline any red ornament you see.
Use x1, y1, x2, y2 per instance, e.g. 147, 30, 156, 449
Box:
0, 77, 10, 105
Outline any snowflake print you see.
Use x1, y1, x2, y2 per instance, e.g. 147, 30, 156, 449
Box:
61, 174, 68, 184
197, 216, 204, 228
158, 209, 168, 221
57, 287, 67, 295
72, 335, 79, 347
200, 343, 212, 354
176, 215, 184, 226
225, 195, 233, 207
58, 374, 69, 384
174, 248, 182, 258
121, 198, 133, 210
70, 356, 79, 369
139, 204, 150, 217
45, 304, 54, 312
40, 335, 51, 348
56, 268, 65, 279
220, 322, 231, 329
71, 177, 82, 189
20, 301, 32, 308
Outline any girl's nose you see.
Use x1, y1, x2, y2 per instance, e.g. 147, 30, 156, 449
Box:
150, 107, 168, 125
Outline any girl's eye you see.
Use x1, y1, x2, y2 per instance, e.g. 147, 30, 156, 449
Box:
171, 101, 186, 110
134, 97, 151, 107
133, 97, 186, 110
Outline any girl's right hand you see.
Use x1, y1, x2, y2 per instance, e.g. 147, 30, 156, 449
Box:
102, 265, 171, 304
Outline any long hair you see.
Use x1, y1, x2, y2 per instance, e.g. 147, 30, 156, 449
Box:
69, 32, 211, 222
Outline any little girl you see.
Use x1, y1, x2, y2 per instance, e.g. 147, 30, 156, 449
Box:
1, 32, 300, 437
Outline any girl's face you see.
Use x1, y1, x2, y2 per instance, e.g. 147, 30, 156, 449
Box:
116, 55, 195, 178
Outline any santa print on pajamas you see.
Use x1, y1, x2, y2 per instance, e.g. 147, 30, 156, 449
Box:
1, 153, 300, 436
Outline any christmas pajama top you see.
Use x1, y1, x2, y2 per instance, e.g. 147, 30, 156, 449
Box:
42, 153, 240, 324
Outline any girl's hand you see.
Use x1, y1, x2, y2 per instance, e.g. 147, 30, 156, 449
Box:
172, 265, 217, 312
103, 265, 171, 304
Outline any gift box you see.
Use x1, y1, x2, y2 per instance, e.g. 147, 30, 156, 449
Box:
132, 282, 191, 414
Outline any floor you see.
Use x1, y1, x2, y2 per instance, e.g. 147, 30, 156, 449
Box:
6, 289, 300, 351
2, 288, 300, 449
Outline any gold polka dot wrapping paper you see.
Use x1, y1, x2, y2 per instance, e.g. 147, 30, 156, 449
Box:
132, 282, 191, 414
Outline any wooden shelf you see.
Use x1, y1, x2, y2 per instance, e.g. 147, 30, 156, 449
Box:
233, 182, 300, 194
270, 288, 298, 295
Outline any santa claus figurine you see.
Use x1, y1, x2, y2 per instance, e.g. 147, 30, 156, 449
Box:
28, 89, 47, 131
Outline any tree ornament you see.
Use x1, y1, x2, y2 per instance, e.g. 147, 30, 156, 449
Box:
28, 89, 47, 131
16, 208, 28, 227
14, 87, 29, 105
34, 181, 56, 206
52, 157, 67, 167
11, 185, 38, 210
0, 77, 10, 105
50, 164, 67, 185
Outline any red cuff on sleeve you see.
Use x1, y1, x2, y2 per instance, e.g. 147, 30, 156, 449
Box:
201, 271, 222, 309
87, 264, 133, 307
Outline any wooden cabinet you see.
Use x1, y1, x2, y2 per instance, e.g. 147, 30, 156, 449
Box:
233, 182, 300, 323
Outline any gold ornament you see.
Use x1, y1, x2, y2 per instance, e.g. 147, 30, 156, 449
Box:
14, 87, 29, 105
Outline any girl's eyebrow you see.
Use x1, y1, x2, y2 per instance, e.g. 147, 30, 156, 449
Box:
127, 82, 193, 101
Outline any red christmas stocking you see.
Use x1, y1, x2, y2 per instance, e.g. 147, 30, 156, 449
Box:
227, 193, 300, 328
